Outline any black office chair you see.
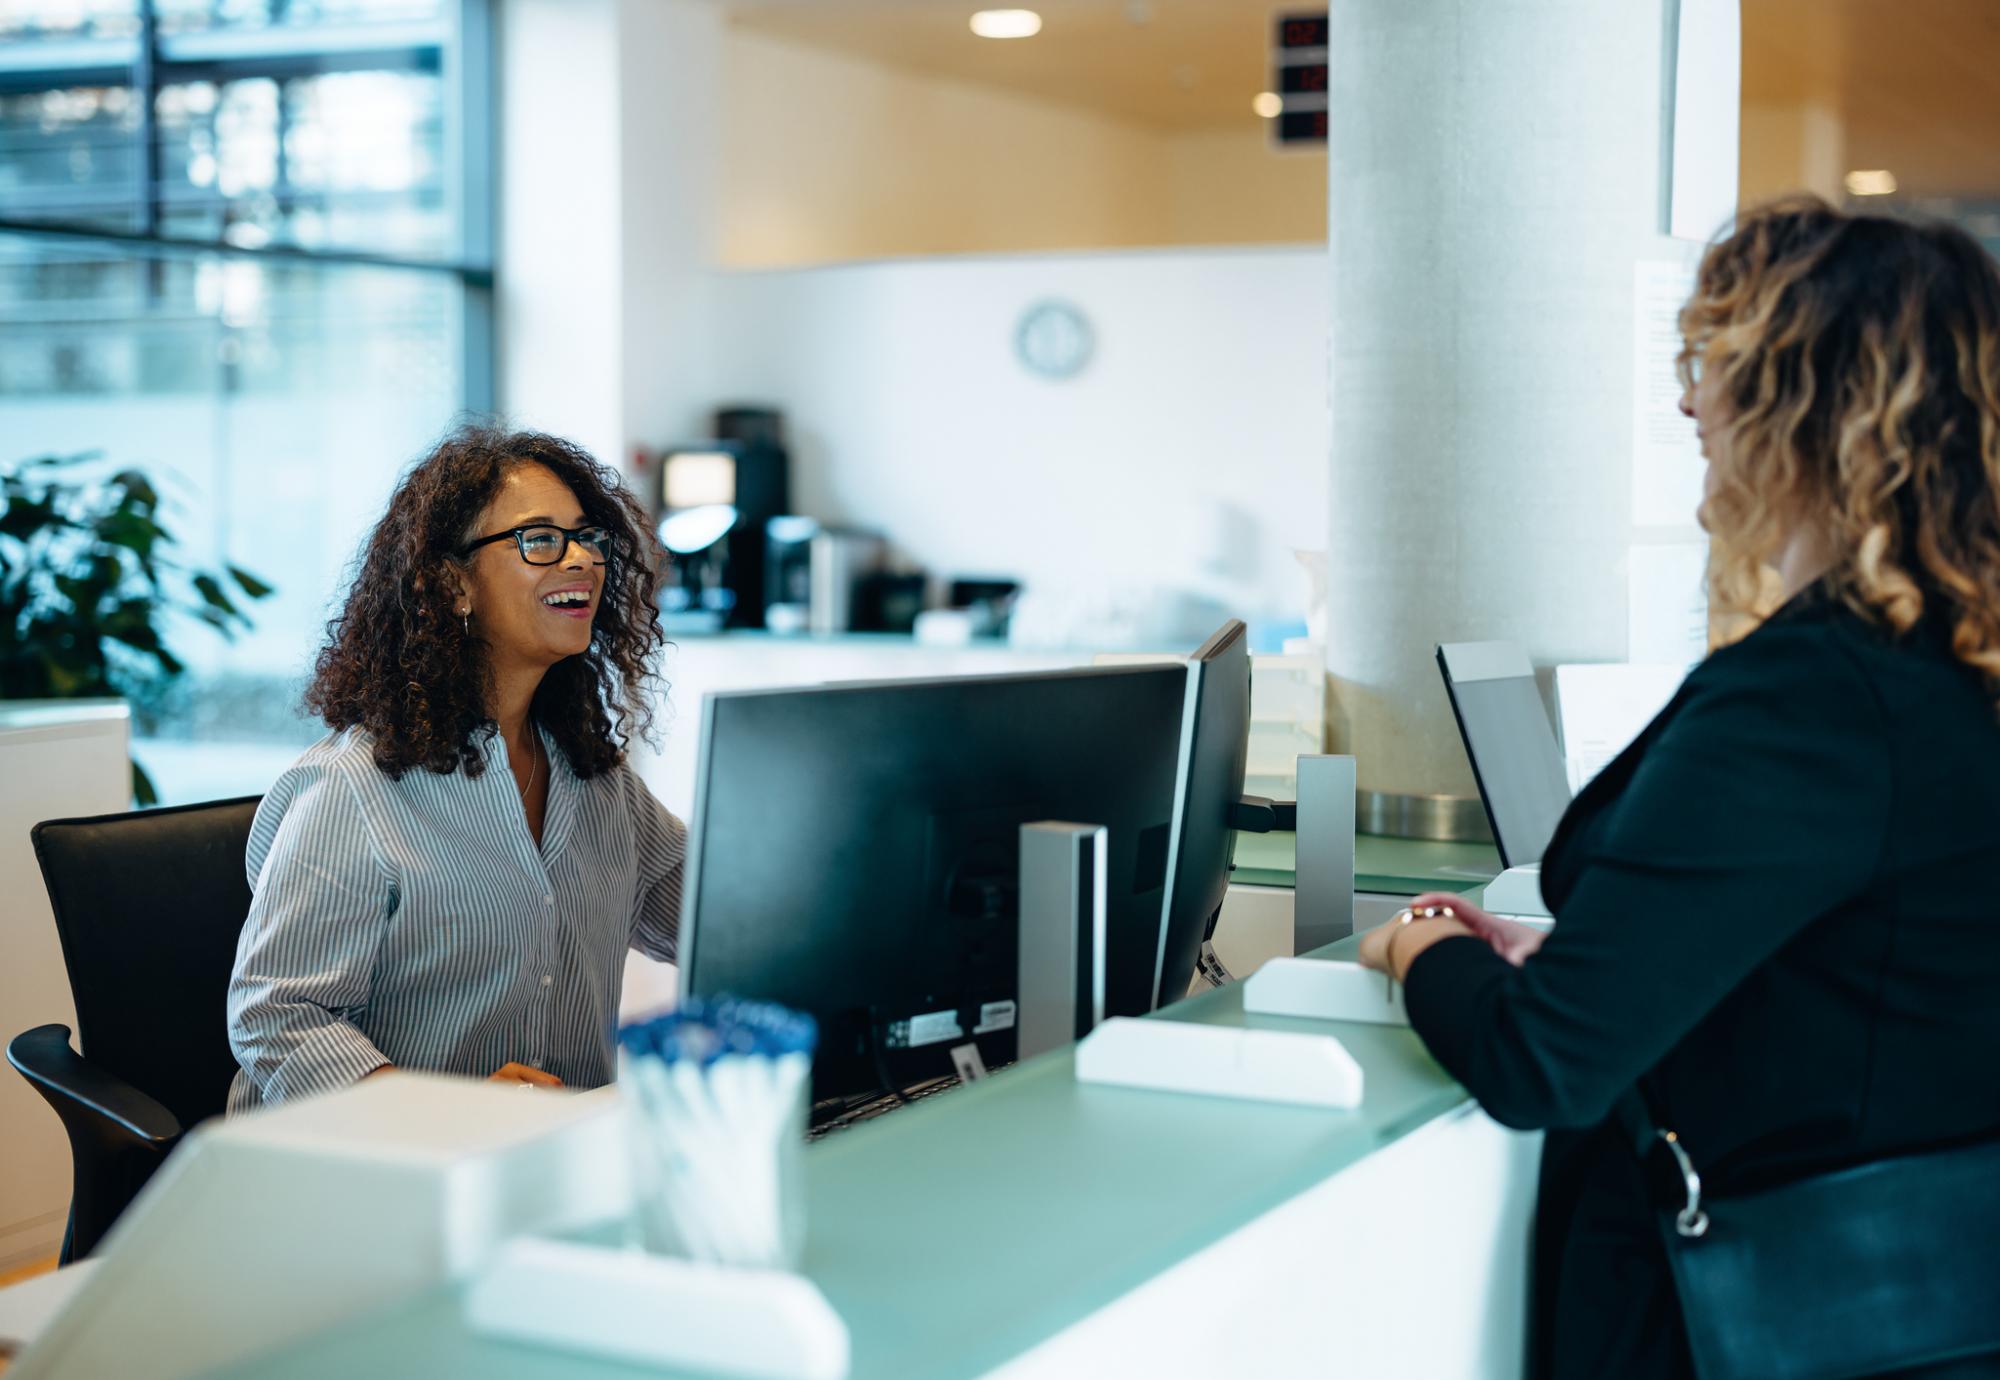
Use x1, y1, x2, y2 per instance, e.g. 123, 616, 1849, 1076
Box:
6, 795, 260, 1263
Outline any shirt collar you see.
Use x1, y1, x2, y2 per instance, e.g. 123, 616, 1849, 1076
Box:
475, 724, 579, 865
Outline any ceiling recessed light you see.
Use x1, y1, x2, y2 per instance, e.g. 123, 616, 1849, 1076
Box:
1844, 169, 1897, 197
1252, 92, 1282, 119
970, 9, 1041, 39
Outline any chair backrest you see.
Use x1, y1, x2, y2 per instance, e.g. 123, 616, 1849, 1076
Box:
31, 796, 261, 1131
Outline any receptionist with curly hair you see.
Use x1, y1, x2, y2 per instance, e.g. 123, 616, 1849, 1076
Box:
226, 426, 685, 1110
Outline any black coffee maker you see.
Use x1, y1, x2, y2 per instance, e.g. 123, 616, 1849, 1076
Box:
653, 408, 789, 632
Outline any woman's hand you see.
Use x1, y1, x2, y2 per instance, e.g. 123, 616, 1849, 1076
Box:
1356, 918, 1402, 973
1357, 905, 1474, 981
489, 1061, 564, 1088
1409, 890, 1548, 967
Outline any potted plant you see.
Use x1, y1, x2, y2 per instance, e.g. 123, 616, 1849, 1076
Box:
0, 453, 272, 805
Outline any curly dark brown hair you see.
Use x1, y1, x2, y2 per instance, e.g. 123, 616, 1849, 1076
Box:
305, 425, 664, 780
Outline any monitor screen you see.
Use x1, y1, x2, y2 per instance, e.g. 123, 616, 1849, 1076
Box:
679, 664, 1190, 1104
1152, 619, 1250, 1008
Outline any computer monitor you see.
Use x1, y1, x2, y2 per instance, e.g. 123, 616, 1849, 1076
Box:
678, 663, 1190, 1105
1151, 619, 1251, 1009
1435, 641, 1573, 868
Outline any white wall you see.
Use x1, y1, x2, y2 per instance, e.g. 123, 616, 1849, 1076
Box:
706, 245, 1329, 634
0, 707, 130, 1271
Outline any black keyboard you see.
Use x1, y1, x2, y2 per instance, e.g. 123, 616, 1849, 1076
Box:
806, 1075, 963, 1141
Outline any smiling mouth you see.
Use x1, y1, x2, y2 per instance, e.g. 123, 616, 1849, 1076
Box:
541, 589, 594, 614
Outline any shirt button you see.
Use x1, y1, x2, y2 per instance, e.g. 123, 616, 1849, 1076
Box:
529, 1058, 544, 1070
542, 894, 553, 906
540, 974, 552, 987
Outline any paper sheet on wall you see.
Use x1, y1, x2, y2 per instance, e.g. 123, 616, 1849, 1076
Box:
1632, 258, 1705, 527
1554, 663, 1690, 791
1629, 542, 1710, 666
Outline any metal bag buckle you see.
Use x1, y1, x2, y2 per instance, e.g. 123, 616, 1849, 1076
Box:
1656, 1128, 1711, 1238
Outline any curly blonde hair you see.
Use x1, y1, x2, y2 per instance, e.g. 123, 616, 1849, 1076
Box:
1679, 196, 2000, 686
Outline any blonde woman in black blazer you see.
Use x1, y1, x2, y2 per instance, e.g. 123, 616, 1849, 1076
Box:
1362, 200, 2000, 1379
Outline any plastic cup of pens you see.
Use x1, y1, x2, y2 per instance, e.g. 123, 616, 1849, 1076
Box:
617, 997, 817, 1271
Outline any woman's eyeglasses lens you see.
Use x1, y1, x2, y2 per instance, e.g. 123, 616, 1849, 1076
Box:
518, 526, 613, 565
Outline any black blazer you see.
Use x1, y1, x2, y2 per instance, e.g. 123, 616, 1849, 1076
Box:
1404, 589, 2000, 1379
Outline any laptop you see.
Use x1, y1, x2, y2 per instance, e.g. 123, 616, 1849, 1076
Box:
1435, 641, 1574, 873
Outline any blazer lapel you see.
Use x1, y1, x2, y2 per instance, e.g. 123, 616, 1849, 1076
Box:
1540, 671, 1704, 909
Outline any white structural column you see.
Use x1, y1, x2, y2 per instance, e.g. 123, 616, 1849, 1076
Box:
498, 0, 721, 466
1326, 0, 1679, 797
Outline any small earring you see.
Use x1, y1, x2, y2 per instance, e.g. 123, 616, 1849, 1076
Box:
460, 607, 471, 635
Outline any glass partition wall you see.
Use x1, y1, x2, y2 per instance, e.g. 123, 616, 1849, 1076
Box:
0, 0, 492, 805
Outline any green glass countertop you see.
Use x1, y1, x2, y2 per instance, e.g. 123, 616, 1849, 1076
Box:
1235, 830, 1501, 895
209, 935, 1472, 1380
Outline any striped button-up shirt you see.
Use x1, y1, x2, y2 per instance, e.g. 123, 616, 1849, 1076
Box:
226, 725, 685, 1112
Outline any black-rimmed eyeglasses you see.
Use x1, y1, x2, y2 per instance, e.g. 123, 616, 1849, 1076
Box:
461, 524, 616, 566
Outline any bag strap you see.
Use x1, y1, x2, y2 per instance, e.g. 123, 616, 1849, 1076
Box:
1616, 1087, 1711, 1240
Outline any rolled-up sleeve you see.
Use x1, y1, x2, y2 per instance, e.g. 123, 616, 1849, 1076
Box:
228, 764, 398, 1104
628, 773, 687, 964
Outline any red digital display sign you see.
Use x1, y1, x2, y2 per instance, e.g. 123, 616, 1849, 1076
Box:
1272, 11, 1329, 146
1276, 13, 1329, 49
1280, 63, 1328, 96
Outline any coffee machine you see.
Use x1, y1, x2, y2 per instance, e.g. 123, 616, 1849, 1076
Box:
652, 408, 789, 632
764, 518, 886, 635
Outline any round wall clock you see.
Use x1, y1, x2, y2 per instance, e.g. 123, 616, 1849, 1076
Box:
1014, 299, 1095, 381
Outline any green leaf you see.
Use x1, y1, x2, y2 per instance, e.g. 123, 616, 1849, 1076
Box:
92, 510, 164, 558
104, 622, 162, 653
228, 564, 274, 599
131, 758, 157, 808
192, 572, 240, 618
101, 599, 151, 631
0, 497, 61, 542
4, 455, 264, 710
109, 470, 160, 510
52, 575, 104, 616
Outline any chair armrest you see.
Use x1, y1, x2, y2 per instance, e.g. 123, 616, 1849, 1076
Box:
8, 1023, 183, 1147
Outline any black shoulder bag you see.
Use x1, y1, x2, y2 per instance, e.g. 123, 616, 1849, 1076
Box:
1618, 1092, 2000, 1380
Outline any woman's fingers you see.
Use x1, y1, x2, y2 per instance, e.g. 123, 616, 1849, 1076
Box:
1406, 891, 1549, 966
489, 1061, 565, 1087
1411, 891, 1500, 932
1493, 921, 1548, 966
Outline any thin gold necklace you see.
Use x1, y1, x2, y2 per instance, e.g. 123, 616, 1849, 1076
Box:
517, 733, 541, 802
